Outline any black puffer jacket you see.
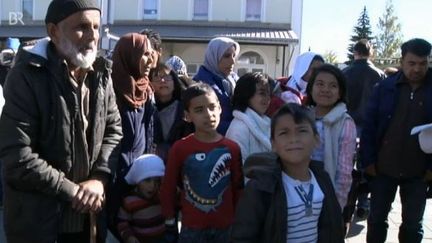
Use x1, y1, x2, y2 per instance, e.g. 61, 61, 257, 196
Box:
0, 38, 122, 243
231, 152, 345, 243
343, 59, 386, 128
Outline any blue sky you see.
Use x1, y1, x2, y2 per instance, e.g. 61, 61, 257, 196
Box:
301, 0, 432, 62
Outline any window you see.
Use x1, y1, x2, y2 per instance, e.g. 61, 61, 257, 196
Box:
238, 51, 264, 65
237, 68, 248, 77
237, 67, 264, 77
193, 0, 208, 20
22, 0, 33, 20
246, 0, 261, 21
236, 51, 266, 76
143, 0, 158, 19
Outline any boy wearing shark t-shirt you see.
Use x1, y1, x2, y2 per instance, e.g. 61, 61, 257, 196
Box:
160, 83, 243, 243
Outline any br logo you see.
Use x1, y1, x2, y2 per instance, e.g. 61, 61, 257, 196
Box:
9, 12, 25, 25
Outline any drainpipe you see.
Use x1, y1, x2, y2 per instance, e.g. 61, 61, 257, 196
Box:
282, 45, 286, 77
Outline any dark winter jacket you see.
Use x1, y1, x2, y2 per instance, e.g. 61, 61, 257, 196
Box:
116, 98, 161, 179
231, 152, 345, 243
343, 59, 386, 128
107, 96, 163, 236
193, 65, 234, 135
360, 69, 432, 170
155, 100, 194, 162
0, 64, 10, 86
0, 38, 122, 243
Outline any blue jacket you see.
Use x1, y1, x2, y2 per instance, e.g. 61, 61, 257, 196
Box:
107, 98, 162, 235
360, 69, 432, 169
193, 66, 234, 135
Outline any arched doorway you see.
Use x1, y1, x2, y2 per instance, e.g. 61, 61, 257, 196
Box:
236, 51, 266, 76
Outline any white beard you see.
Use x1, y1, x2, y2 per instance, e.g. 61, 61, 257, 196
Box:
58, 36, 97, 69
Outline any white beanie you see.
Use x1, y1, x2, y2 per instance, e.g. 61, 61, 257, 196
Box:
124, 154, 165, 185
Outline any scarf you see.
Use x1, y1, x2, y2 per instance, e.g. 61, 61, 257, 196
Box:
287, 51, 322, 95
233, 107, 272, 151
112, 33, 152, 109
203, 37, 240, 95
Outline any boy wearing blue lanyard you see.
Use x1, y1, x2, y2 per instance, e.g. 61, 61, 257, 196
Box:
231, 103, 344, 243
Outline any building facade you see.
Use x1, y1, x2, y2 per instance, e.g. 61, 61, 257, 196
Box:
0, 0, 300, 77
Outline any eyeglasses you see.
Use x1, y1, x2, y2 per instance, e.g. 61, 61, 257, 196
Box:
152, 74, 173, 83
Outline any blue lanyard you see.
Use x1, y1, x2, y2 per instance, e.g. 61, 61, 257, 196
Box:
294, 183, 314, 216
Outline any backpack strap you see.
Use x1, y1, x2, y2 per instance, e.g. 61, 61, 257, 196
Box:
285, 85, 308, 104
284, 86, 302, 100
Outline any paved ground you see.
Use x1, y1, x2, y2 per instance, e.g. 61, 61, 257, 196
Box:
1, 193, 432, 242
346, 192, 432, 243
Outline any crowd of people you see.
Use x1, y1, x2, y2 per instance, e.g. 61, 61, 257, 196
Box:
0, 0, 432, 243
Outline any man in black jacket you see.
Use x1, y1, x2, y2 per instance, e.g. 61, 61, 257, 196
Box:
343, 39, 386, 220
343, 39, 386, 131
0, 0, 122, 242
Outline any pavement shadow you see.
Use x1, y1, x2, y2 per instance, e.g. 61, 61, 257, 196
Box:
346, 215, 367, 238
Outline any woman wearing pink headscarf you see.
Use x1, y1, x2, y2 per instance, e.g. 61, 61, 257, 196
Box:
108, 33, 162, 239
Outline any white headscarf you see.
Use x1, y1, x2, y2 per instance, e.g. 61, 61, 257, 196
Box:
203, 37, 240, 79
287, 51, 323, 94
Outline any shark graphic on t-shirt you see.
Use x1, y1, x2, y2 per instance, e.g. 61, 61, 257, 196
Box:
183, 146, 232, 213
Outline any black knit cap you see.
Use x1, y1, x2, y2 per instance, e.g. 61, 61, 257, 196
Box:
45, 0, 100, 24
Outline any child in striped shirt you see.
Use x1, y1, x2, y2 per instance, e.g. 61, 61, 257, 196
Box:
231, 103, 345, 243
117, 154, 166, 243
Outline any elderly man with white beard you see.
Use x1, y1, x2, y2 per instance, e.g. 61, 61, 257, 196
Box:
0, 0, 123, 242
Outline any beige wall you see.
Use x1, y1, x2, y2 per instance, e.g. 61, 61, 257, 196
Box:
115, 0, 141, 20
162, 42, 206, 64
0, 0, 294, 77
265, 0, 291, 24
109, 0, 292, 24
33, 0, 51, 20
1, 0, 50, 21
212, 0, 242, 22
160, 0, 189, 20
1, 0, 17, 21
1, 0, 293, 24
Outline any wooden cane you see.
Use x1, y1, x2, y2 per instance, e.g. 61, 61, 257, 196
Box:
90, 212, 97, 243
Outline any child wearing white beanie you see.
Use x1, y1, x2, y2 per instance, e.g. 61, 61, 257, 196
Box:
117, 154, 167, 243
125, 154, 165, 185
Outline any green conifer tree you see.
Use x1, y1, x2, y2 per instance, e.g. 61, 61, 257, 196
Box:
346, 6, 374, 63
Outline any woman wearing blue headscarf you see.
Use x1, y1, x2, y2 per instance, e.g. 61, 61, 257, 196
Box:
193, 37, 240, 135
